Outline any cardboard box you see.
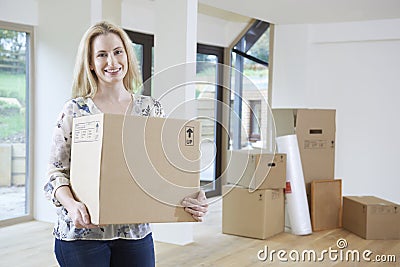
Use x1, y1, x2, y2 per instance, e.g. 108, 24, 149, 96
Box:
343, 196, 400, 240
70, 113, 201, 225
272, 109, 336, 194
226, 150, 286, 190
311, 179, 342, 231
222, 185, 284, 239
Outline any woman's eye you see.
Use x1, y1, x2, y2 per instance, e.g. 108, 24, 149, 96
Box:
115, 50, 123, 55
97, 53, 107, 57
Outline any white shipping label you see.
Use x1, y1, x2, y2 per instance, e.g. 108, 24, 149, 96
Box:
74, 121, 101, 143
272, 190, 281, 200
303, 140, 328, 149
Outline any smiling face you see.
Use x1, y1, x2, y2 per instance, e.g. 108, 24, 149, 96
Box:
90, 33, 128, 89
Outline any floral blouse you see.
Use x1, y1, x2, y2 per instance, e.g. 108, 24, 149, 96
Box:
44, 94, 165, 241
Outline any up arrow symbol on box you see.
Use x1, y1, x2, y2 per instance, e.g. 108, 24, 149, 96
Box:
185, 126, 194, 146
186, 128, 193, 138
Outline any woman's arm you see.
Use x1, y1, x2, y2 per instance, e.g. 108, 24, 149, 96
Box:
43, 100, 97, 228
43, 103, 74, 206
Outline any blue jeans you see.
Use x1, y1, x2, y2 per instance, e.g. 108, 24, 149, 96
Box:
54, 233, 155, 267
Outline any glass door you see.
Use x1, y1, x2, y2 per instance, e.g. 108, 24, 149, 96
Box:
0, 23, 32, 224
196, 44, 224, 198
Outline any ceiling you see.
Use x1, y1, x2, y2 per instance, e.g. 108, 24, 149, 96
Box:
198, 0, 400, 24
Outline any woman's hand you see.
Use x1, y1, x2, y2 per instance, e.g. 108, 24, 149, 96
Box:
182, 190, 209, 222
65, 200, 98, 229
55, 185, 98, 229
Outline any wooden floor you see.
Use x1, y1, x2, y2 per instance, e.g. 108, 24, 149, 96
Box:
1, 198, 399, 267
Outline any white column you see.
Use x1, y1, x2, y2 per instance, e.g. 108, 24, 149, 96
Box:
151, 0, 198, 245
34, 0, 91, 222
153, 0, 198, 120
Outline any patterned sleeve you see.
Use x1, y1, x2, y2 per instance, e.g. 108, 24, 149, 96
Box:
151, 98, 166, 118
43, 101, 74, 207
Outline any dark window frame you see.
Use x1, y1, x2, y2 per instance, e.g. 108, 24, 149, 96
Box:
125, 30, 154, 96
197, 43, 224, 198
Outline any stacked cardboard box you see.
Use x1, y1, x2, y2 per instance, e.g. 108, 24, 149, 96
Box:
222, 150, 286, 239
272, 109, 336, 195
272, 109, 399, 239
226, 150, 286, 190
273, 109, 341, 232
222, 185, 284, 239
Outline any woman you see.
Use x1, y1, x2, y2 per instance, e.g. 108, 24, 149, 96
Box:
44, 21, 208, 267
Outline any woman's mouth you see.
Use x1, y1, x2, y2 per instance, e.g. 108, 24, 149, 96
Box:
104, 67, 122, 73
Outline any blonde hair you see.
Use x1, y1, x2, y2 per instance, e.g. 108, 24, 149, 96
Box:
71, 21, 142, 98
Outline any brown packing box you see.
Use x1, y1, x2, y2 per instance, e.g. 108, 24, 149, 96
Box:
272, 109, 336, 196
226, 150, 286, 190
311, 179, 342, 231
342, 196, 400, 240
70, 113, 201, 225
222, 185, 284, 239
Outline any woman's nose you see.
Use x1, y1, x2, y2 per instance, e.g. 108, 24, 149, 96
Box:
107, 54, 115, 65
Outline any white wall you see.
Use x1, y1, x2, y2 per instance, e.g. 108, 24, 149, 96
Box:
197, 13, 230, 47
0, 0, 38, 25
197, 13, 250, 47
121, 0, 156, 34
121, 0, 249, 47
271, 24, 310, 107
272, 19, 400, 203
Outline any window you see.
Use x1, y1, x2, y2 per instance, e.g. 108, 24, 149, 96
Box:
229, 20, 270, 149
196, 43, 224, 198
0, 21, 33, 225
124, 30, 154, 96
